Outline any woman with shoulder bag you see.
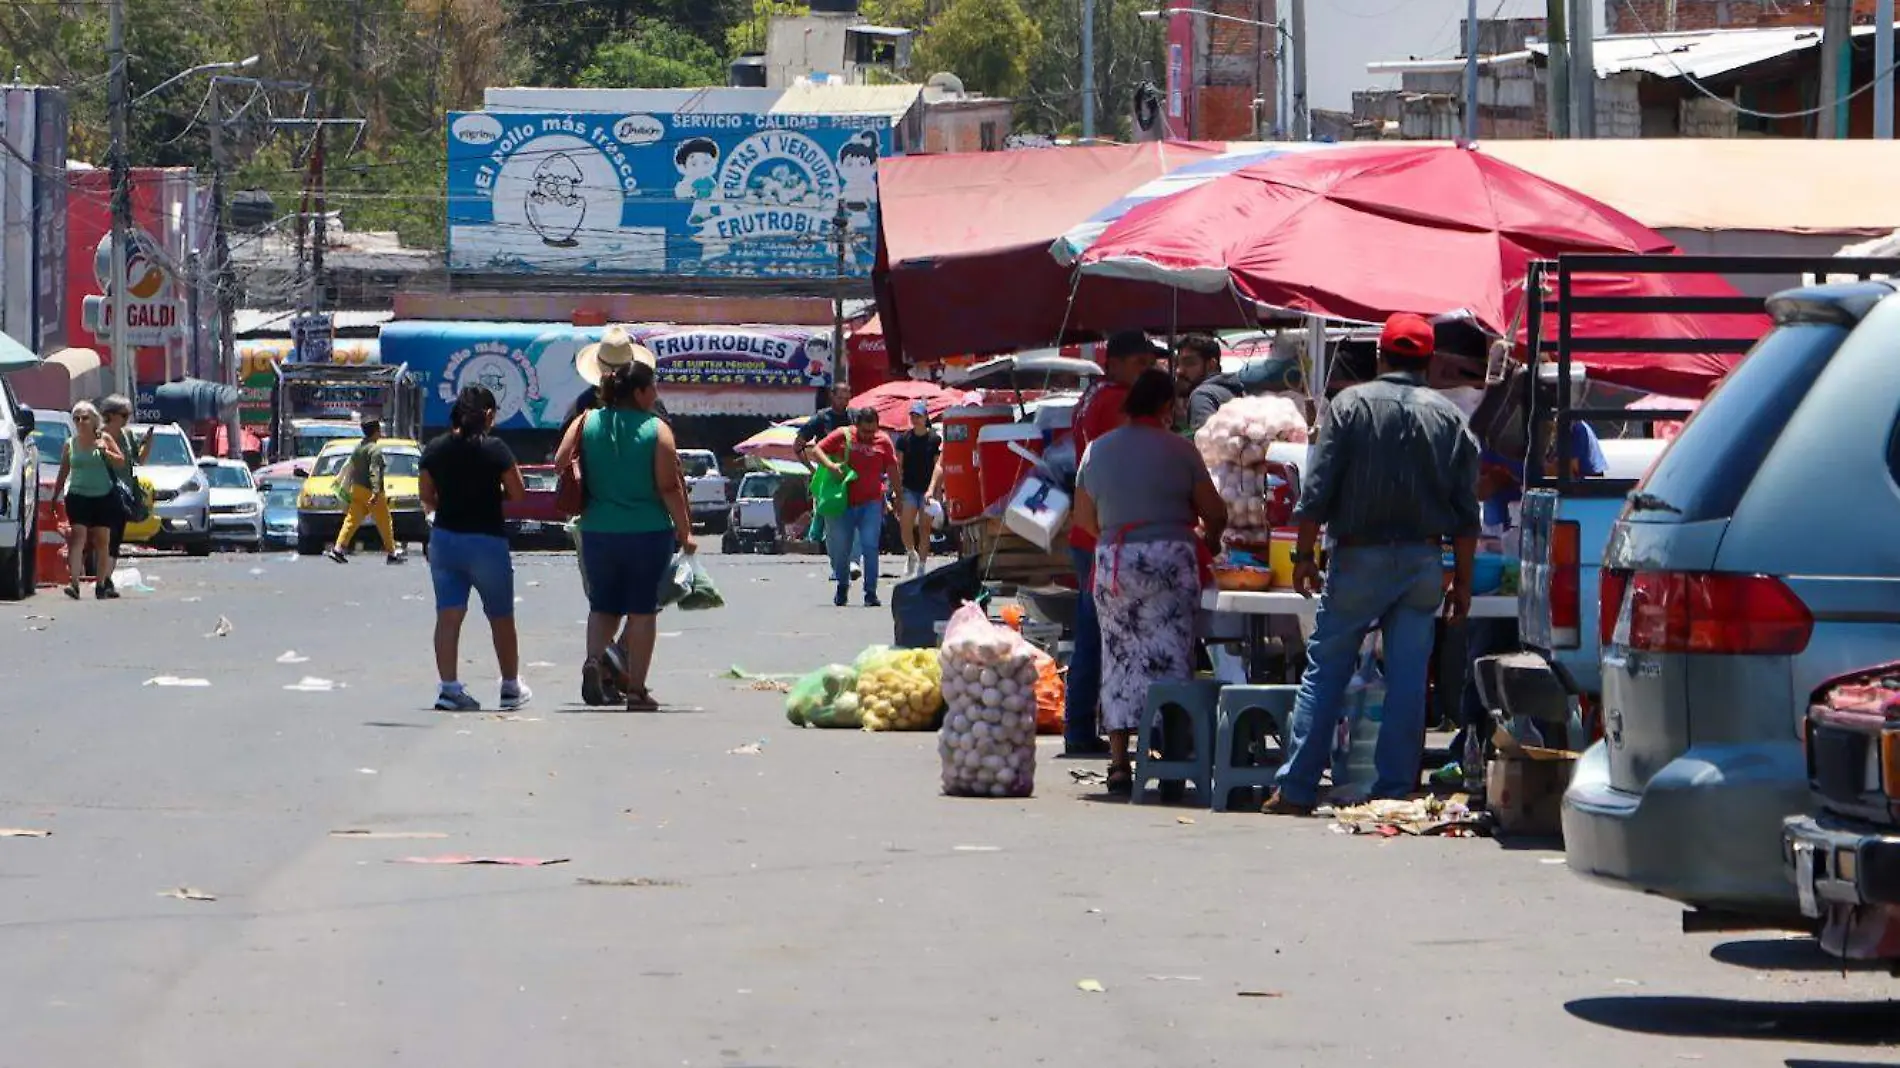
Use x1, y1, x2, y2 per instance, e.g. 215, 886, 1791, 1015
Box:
52, 401, 127, 601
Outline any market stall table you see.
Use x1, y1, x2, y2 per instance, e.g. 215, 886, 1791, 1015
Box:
1202, 588, 1518, 684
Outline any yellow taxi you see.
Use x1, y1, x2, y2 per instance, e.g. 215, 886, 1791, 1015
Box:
294, 438, 429, 555
122, 475, 160, 544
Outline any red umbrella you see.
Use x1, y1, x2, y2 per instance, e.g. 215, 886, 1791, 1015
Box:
849, 380, 975, 434
1077, 144, 1766, 398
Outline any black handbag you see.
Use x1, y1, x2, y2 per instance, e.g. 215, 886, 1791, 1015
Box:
107, 434, 148, 523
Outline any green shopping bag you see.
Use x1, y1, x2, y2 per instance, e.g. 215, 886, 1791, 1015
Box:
810, 462, 857, 519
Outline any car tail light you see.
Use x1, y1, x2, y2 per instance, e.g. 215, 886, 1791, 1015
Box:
1550, 521, 1581, 648
1599, 568, 1630, 647
1623, 571, 1813, 656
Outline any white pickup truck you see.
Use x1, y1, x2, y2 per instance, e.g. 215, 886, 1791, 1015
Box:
679, 449, 730, 533
0, 376, 40, 599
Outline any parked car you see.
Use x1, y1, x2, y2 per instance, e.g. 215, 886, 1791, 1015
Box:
504, 464, 566, 549
722, 470, 789, 555
1564, 280, 1900, 926
28, 407, 72, 493
679, 449, 730, 532
122, 423, 211, 557
200, 458, 263, 550
295, 438, 429, 555
0, 377, 39, 599
259, 478, 301, 550
1784, 663, 1900, 962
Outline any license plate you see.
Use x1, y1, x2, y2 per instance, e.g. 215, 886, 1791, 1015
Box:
1792, 839, 1821, 918
519, 520, 542, 533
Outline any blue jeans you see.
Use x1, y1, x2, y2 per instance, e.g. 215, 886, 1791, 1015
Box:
429, 529, 515, 619
825, 501, 882, 599
1274, 544, 1445, 806
1064, 545, 1102, 748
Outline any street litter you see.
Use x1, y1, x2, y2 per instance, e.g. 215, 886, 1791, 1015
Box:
527, 661, 557, 669
1236, 991, 1284, 998
576, 876, 682, 888
1540, 857, 1567, 865
526, 581, 541, 587
285, 677, 342, 693
329, 829, 447, 839
1144, 975, 1203, 982
143, 676, 210, 688
953, 845, 1001, 852
159, 887, 216, 901
1176, 816, 1196, 825
1328, 795, 1491, 837
726, 741, 765, 755
358, 768, 378, 775
276, 650, 310, 664
722, 665, 799, 681
112, 567, 154, 592
247, 567, 264, 576
181, 596, 202, 603
1069, 768, 1107, 785
206, 616, 233, 638
0, 828, 51, 837
1076, 979, 1106, 993
390, 855, 570, 866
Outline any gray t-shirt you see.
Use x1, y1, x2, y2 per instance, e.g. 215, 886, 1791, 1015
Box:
1077, 424, 1209, 545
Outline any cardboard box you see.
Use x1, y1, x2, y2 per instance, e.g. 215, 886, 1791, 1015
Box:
1486, 752, 1578, 837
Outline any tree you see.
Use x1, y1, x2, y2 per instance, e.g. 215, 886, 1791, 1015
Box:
909, 0, 1039, 99
579, 18, 726, 89
1015, 0, 1163, 137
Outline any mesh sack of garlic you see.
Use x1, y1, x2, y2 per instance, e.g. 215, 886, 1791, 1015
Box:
936, 603, 1040, 798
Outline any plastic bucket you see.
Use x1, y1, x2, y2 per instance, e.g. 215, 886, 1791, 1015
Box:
941, 405, 1014, 524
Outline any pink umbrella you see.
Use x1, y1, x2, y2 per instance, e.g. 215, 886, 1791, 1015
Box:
733, 419, 808, 463
849, 380, 975, 434
1077, 144, 1767, 399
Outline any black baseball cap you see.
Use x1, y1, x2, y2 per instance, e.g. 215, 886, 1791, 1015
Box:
1104, 330, 1168, 361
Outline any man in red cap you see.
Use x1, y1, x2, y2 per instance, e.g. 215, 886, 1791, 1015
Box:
1263, 312, 1482, 816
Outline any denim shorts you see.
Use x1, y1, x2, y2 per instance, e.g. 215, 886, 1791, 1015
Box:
428, 528, 515, 619
579, 528, 676, 616
900, 489, 928, 511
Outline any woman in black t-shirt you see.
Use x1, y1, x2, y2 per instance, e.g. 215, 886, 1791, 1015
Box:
419, 386, 528, 712
893, 402, 943, 578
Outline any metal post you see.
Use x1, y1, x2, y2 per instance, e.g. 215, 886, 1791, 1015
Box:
832, 205, 847, 390
311, 123, 327, 310
1289, 0, 1308, 139
1462, 0, 1481, 143
1081, 0, 1096, 139
1545, 0, 1570, 138
1254, 0, 1267, 139
1278, 20, 1290, 139
1570, 0, 1596, 137
1820, 0, 1851, 138
107, 0, 131, 399
209, 84, 241, 458
1879, 0, 1895, 139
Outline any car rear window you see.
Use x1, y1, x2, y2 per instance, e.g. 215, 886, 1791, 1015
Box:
1632, 321, 1849, 523
681, 454, 715, 478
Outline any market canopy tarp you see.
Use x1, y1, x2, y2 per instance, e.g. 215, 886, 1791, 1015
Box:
734, 418, 807, 463
0, 331, 38, 373
849, 379, 974, 433
1077, 144, 1767, 397
875, 141, 1265, 366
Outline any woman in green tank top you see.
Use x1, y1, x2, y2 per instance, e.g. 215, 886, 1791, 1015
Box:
52, 401, 126, 600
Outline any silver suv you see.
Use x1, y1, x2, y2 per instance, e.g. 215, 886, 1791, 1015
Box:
133, 423, 213, 557
1565, 281, 1900, 923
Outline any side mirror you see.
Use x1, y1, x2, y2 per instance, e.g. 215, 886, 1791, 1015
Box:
16, 408, 33, 439
294, 467, 309, 478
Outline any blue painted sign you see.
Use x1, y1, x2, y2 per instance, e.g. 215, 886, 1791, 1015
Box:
446, 111, 889, 279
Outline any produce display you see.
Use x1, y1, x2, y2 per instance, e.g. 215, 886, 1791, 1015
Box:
1194, 395, 1308, 545
855, 647, 946, 732
937, 604, 1040, 798
786, 664, 863, 728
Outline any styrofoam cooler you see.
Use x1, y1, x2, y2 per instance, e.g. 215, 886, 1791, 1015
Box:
977, 424, 1044, 515
1003, 473, 1070, 551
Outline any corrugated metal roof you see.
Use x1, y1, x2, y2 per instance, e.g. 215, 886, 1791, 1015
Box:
1524, 25, 1846, 80
768, 82, 921, 117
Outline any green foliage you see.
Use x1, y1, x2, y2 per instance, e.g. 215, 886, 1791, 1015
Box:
579, 18, 727, 89
910, 0, 1039, 99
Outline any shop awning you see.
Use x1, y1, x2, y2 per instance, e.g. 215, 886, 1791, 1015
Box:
875, 141, 1257, 365
0, 332, 38, 373
46, 348, 102, 377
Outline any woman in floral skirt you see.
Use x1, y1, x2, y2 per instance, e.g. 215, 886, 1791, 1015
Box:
1071, 368, 1228, 795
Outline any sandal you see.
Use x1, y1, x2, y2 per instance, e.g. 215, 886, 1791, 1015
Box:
1105, 765, 1134, 797
580, 658, 613, 707
625, 687, 661, 713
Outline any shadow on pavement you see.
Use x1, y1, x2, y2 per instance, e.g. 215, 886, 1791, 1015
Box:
1567, 995, 1900, 1045
1786, 1060, 1900, 1068
1712, 936, 1888, 974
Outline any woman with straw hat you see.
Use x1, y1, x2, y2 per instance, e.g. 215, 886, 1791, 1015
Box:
558, 327, 696, 710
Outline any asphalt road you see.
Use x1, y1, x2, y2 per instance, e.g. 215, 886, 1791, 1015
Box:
1, 548, 1896, 1068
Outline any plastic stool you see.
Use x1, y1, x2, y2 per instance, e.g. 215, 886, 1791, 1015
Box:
1212, 685, 1300, 812
1131, 680, 1222, 805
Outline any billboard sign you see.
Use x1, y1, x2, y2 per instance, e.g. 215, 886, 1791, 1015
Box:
81, 227, 183, 346
33, 87, 67, 354
446, 110, 890, 280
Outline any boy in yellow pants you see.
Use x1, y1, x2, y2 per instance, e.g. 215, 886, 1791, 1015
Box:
327, 418, 406, 565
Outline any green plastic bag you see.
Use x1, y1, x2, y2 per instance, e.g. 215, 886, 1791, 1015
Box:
658, 551, 725, 611
785, 664, 862, 728
810, 462, 856, 519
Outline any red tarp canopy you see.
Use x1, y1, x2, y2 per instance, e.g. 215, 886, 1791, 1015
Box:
874, 142, 1261, 367
1078, 144, 1767, 398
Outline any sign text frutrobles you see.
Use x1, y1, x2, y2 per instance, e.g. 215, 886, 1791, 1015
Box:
446, 111, 889, 279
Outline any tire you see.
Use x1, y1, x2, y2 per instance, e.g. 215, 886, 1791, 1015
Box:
185, 538, 213, 558
0, 515, 29, 601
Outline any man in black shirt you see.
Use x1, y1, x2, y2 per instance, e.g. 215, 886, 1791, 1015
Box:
796, 383, 855, 578
893, 401, 943, 577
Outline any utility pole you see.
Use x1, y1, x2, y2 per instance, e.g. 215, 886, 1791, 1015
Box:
1545, 0, 1570, 138
1290, 0, 1308, 139
1278, 19, 1290, 138
1081, 0, 1096, 139
1254, 0, 1267, 139
831, 205, 847, 390
311, 123, 327, 311
107, 0, 132, 399
1879, 0, 1895, 139
1462, 0, 1481, 143
208, 83, 241, 458
1570, 0, 1596, 137
1820, 0, 1852, 137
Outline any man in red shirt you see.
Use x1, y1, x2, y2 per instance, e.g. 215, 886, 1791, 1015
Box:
1063, 330, 1167, 756
813, 408, 902, 608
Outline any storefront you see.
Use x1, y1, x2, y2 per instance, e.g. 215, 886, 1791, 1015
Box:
377, 320, 835, 460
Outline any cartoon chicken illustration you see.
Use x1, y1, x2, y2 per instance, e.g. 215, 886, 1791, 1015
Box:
525, 151, 587, 248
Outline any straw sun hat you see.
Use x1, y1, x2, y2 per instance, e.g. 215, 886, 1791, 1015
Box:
575, 326, 657, 386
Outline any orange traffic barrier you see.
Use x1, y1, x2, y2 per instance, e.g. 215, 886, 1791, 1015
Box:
33, 497, 70, 588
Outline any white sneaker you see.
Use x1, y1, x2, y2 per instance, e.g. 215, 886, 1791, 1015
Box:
435, 688, 481, 712
906, 551, 920, 577
500, 681, 532, 711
